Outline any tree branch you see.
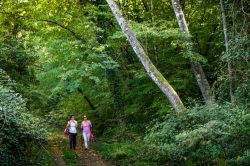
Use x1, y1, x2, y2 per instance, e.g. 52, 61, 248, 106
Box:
39, 19, 85, 42
0, 11, 14, 15
77, 88, 96, 111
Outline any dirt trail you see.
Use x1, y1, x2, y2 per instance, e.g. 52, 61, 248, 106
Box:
47, 134, 67, 166
48, 133, 113, 166
75, 136, 113, 166
49, 143, 67, 166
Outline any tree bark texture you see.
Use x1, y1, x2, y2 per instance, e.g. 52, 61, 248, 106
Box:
106, 0, 185, 113
220, 0, 234, 103
171, 0, 213, 105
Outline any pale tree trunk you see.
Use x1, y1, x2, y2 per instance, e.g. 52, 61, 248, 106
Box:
105, 0, 185, 113
220, 0, 234, 103
171, 0, 213, 105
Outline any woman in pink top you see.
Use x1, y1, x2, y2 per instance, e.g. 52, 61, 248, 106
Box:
81, 115, 92, 150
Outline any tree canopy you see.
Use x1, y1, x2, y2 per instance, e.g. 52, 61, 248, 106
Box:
0, 0, 249, 165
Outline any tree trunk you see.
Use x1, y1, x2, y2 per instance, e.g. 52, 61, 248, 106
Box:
106, 68, 126, 129
220, 0, 234, 103
171, 0, 213, 105
105, 0, 185, 113
77, 88, 96, 111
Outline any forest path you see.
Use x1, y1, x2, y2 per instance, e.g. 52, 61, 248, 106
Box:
75, 136, 112, 166
48, 133, 113, 166
47, 134, 67, 166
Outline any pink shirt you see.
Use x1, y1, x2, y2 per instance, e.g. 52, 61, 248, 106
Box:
81, 121, 92, 133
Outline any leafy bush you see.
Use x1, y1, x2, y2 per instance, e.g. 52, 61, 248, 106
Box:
143, 104, 250, 165
0, 69, 49, 165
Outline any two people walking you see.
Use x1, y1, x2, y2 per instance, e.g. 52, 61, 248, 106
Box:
65, 115, 92, 150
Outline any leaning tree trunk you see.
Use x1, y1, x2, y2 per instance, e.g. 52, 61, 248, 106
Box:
171, 0, 213, 105
106, 0, 185, 113
220, 0, 234, 103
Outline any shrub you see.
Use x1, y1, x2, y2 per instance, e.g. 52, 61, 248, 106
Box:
143, 104, 250, 165
0, 69, 49, 165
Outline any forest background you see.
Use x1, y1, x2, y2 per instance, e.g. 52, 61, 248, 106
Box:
0, 0, 249, 165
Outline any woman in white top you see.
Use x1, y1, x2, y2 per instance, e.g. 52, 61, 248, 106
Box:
66, 115, 78, 150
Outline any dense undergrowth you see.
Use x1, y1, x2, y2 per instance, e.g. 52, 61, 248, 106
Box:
0, 69, 53, 165
92, 104, 250, 166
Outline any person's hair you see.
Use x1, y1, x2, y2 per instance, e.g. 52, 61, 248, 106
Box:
69, 115, 74, 120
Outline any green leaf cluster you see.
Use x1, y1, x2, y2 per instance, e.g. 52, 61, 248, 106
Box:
0, 70, 49, 165
143, 104, 250, 165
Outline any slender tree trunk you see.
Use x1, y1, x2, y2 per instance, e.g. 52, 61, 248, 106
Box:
220, 0, 234, 103
106, 68, 126, 128
150, 0, 154, 22
171, 0, 213, 105
77, 88, 96, 111
105, 0, 185, 113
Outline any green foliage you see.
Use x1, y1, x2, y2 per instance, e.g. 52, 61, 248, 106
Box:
108, 21, 201, 99
47, 92, 91, 128
0, 69, 49, 165
62, 139, 79, 166
0, 37, 36, 82
92, 141, 143, 165
216, 0, 250, 106
142, 104, 250, 165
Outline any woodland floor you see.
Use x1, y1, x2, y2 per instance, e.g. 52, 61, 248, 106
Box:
47, 133, 113, 166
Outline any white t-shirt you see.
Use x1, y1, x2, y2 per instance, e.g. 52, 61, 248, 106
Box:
68, 120, 77, 133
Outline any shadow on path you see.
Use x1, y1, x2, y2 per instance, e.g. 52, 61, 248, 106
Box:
48, 133, 114, 166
